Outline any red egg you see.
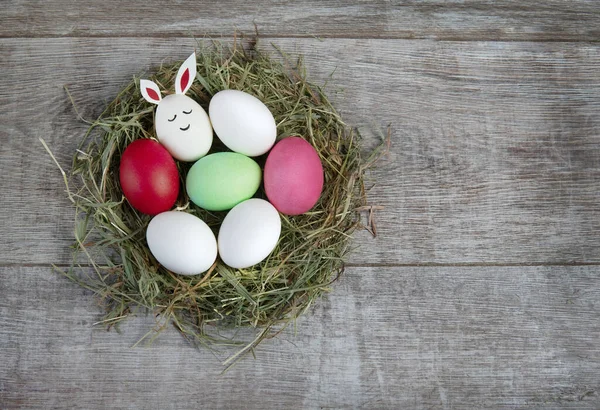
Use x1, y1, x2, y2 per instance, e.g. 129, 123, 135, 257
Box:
119, 139, 180, 215
264, 136, 324, 215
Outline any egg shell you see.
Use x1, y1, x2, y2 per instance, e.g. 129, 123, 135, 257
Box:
186, 152, 261, 211
208, 90, 276, 157
264, 137, 324, 215
218, 199, 281, 269
155, 94, 213, 162
119, 139, 180, 215
146, 211, 217, 275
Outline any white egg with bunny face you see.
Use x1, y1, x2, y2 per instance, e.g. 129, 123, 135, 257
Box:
140, 52, 213, 162
154, 94, 212, 162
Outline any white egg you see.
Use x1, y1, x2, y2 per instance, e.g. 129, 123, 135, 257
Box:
209, 90, 277, 157
218, 199, 281, 269
146, 211, 217, 275
155, 94, 213, 162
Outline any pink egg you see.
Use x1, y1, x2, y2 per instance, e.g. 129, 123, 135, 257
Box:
264, 137, 324, 215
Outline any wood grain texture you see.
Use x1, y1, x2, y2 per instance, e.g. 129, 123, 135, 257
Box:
1, 265, 598, 409
1, 38, 599, 265
2, 1, 600, 41
2, 2, 600, 408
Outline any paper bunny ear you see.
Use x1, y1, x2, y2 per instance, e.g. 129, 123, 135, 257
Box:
175, 52, 197, 95
140, 79, 162, 104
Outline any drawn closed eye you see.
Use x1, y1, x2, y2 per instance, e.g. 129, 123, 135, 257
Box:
182, 109, 192, 114
168, 114, 177, 122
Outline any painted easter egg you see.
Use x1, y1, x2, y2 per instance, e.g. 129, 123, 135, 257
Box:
208, 89, 276, 157
218, 199, 281, 269
264, 137, 324, 215
155, 94, 213, 162
146, 211, 217, 275
186, 152, 261, 211
119, 139, 179, 215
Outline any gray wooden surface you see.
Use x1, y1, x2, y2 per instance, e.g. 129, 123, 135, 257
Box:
1, 2, 600, 409
3, 0, 600, 41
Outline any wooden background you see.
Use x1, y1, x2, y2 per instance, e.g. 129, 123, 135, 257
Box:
1, 1, 599, 409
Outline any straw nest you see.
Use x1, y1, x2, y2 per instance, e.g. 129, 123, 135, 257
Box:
47, 40, 381, 364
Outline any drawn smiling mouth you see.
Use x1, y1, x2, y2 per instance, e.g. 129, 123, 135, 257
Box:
180, 124, 190, 131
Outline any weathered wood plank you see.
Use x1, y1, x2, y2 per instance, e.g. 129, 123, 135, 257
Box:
1, 38, 600, 265
2, 0, 600, 41
1, 265, 598, 408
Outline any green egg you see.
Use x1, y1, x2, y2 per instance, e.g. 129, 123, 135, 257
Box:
186, 152, 261, 211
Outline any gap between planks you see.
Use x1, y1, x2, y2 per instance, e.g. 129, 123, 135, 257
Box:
1, 34, 600, 43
